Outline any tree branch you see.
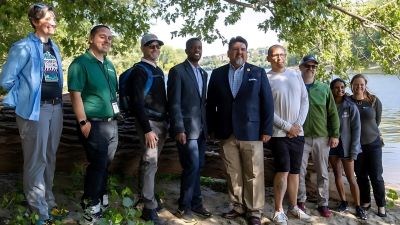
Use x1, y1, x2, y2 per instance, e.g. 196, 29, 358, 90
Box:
222, 0, 254, 8
327, 3, 400, 40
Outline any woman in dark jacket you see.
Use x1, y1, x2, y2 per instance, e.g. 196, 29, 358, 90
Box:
329, 78, 366, 220
350, 74, 386, 217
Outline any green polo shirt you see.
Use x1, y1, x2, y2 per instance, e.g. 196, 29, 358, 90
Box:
68, 50, 118, 118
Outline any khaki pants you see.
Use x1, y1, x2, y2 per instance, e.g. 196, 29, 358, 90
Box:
298, 137, 330, 206
220, 135, 264, 217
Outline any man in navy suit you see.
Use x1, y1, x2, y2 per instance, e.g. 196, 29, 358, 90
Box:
207, 36, 274, 225
168, 38, 210, 223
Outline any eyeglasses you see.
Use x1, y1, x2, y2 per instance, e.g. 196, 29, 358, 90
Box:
304, 64, 317, 69
146, 44, 161, 50
271, 53, 286, 59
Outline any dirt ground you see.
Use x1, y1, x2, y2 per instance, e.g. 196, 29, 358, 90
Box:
0, 173, 399, 225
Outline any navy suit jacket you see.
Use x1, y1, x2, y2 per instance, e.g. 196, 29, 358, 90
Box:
206, 63, 274, 141
167, 60, 208, 139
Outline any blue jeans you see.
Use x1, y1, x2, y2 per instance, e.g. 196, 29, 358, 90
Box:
177, 132, 206, 211
355, 137, 386, 207
80, 120, 118, 207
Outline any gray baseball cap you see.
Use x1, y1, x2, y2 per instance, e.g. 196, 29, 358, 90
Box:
141, 33, 164, 47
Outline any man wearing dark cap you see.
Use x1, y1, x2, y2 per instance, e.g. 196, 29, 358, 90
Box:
297, 55, 340, 218
127, 33, 168, 225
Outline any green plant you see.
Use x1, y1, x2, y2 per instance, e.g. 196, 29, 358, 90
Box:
386, 189, 399, 208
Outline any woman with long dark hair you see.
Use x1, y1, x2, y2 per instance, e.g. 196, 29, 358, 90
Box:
350, 74, 386, 217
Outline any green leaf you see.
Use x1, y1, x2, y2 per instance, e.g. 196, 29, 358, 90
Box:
122, 197, 134, 208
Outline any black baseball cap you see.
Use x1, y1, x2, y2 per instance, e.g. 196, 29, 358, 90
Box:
300, 54, 319, 65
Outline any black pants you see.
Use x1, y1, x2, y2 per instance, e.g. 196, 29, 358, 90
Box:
80, 120, 118, 207
355, 137, 386, 207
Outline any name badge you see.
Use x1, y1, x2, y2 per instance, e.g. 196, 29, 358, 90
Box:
112, 101, 120, 114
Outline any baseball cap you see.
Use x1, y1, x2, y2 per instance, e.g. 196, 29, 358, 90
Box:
300, 54, 319, 65
141, 33, 164, 47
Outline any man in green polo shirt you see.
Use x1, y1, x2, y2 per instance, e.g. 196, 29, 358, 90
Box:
68, 25, 119, 224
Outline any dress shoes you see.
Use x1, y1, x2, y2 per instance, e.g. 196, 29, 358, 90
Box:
247, 216, 261, 225
192, 207, 212, 218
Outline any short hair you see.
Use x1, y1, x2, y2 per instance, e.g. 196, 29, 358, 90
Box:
186, 37, 201, 49
28, 3, 55, 29
330, 78, 346, 90
267, 44, 286, 56
90, 25, 110, 38
228, 36, 248, 50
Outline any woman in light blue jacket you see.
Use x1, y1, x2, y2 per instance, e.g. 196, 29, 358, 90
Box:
329, 78, 366, 220
0, 3, 64, 225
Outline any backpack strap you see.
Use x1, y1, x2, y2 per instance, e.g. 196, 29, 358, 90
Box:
135, 63, 154, 96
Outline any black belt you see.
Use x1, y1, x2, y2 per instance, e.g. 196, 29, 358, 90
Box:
88, 117, 115, 122
41, 98, 62, 105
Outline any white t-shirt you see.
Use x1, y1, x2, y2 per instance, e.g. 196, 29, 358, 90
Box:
267, 68, 309, 137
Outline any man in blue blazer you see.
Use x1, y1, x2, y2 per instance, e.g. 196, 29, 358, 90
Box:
206, 36, 274, 225
168, 38, 210, 223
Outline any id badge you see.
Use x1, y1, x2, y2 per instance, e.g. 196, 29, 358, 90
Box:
111, 101, 120, 114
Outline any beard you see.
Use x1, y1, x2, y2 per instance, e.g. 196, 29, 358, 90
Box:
234, 57, 245, 66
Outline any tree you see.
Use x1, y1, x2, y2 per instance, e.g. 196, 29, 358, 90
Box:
1, 0, 400, 79
157, 0, 400, 78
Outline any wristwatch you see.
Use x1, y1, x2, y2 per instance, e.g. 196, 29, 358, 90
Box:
79, 119, 88, 126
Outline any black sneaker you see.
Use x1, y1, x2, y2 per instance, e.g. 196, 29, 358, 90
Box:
79, 211, 102, 225
356, 206, 367, 220
192, 206, 212, 218
175, 209, 197, 223
141, 208, 165, 225
337, 201, 348, 212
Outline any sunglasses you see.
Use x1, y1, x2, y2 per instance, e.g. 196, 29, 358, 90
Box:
146, 44, 161, 50
304, 64, 317, 69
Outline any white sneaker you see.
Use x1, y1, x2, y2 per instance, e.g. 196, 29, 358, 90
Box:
288, 205, 312, 222
272, 211, 288, 225
101, 194, 109, 210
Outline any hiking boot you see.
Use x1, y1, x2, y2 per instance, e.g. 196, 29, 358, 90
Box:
297, 202, 306, 212
288, 205, 312, 222
355, 206, 367, 220
175, 209, 197, 223
337, 201, 348, 212
272, 211, 288, 225
317, 206, 332, 218
141, 208, 165, 225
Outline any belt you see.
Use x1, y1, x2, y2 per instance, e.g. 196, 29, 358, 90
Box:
88, 117, 115, 122
41, 98, 62, 105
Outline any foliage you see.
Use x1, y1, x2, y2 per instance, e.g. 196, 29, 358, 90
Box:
157, 0, 400, 78
0, 0, 153, 62
386, 188, 399, 208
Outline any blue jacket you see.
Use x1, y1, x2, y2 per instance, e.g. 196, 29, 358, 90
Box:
0, 33, 63, 121
168, 60, 208, 139
206, 63, 274, 141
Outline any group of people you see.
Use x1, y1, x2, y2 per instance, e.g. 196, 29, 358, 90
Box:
0, 3, 387, 225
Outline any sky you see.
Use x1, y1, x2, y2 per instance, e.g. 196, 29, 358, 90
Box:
149, 9, 281, 56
